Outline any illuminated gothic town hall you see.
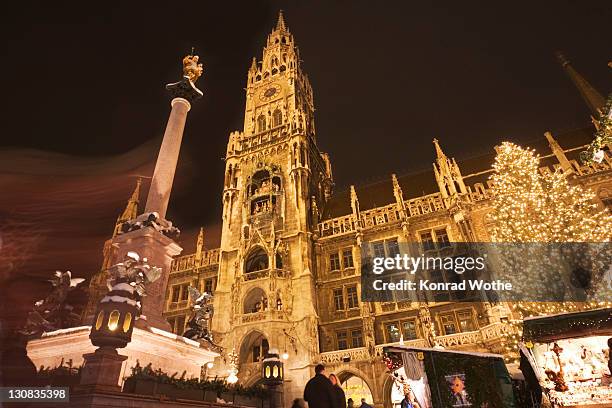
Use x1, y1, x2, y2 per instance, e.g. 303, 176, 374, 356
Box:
71, 12, 612, 408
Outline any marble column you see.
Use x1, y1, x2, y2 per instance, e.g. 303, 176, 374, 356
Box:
145, 77, 203, 219
110, 76, 201, 332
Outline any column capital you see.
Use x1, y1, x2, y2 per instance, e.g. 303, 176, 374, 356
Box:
171, 97, 191, 111
166, 76, 203, 104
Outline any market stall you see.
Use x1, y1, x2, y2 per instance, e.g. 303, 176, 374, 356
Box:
383, 345, 517, 408
520, 307, 612, 407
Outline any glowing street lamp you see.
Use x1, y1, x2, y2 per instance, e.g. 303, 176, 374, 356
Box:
90, 252, 161, 349
262, 348, 284, 386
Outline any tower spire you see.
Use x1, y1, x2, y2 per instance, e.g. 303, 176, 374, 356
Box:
556, 51, 605, 115
433, 138, 446, 160
195, 227, 205, 265
276, 10, 287, 31
120, 178, 141, 221
113, 178, 142, 236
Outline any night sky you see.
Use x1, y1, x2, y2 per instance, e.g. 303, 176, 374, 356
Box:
0, 0, 610, 293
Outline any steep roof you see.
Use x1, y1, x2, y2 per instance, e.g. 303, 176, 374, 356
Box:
321, 126, 595, 220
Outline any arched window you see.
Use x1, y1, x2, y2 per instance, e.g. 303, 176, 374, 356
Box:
238, 331, 269, 364
271, 176, 281, 191
273, 109, 282, 127
257, 115, 266, 133
252, 169, 271, 188
245, 247, 268, 273
243, 287, 268, 314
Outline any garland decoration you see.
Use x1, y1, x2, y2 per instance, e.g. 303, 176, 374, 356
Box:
126, 361, 270, 399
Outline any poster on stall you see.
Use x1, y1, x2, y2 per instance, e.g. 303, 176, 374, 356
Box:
445, 373, 471, 407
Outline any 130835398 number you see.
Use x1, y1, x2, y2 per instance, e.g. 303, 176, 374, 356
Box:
1, 387, 69, 402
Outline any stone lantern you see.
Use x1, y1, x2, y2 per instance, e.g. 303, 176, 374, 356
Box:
262, 348, 284, 408
80, 252, 161, 392
262, 348, 284, 385
89, 286, 138, 349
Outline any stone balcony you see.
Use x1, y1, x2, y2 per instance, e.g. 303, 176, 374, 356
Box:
242, 268, 290, 282
319, 322, 510, 364
240, 309, 285, 324
170, 248, 220, 273
434, 322, 511, 349
319, 339, 427, 365
320, 346, 371, 364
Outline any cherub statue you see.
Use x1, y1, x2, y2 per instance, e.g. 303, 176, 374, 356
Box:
183, 286, 219, 349
183, 54, 204, 84
20, 271, 84, 338
106, 251, 162, 299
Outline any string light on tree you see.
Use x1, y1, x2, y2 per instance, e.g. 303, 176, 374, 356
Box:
489, 142, 612, 362
226, 348, 239, 384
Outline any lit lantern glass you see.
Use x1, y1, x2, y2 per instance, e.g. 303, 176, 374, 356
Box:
90, 289, 138, 349
95, 311, 104, 330
123, 312, 132, 332
108, 310, 120, 331
262, 351, 284, 385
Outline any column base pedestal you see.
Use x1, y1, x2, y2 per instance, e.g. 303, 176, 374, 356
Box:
111, 226, 182, 332
78, 347, 128, 393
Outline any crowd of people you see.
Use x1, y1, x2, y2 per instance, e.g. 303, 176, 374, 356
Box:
297, 364, 376, 408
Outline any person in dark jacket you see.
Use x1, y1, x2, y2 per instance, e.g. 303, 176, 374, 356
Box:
329, 374, 347, 408
359, 398, 373, 408
304, 364, 338, 408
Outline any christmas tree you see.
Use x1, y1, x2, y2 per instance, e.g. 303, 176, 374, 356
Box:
490, 142, 611, 242
488, 142, 611, 361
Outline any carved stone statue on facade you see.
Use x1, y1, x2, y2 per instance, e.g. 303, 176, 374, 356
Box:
418, 304, 439, 348
20, 271, 85, 338
183, 54, 204, 84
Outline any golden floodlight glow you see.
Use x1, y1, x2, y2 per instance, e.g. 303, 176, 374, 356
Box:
226, 371, 238, 384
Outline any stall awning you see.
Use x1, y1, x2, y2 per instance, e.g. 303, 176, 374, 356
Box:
522, 307, 612, 343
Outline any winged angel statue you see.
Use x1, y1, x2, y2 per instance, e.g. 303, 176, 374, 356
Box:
182, 286, 220, 349
20, 271, 85, 338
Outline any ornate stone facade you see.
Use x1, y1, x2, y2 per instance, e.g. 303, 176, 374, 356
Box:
82, 12, 611, 408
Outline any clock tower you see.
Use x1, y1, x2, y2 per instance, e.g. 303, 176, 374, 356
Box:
211, 11, 333, 400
